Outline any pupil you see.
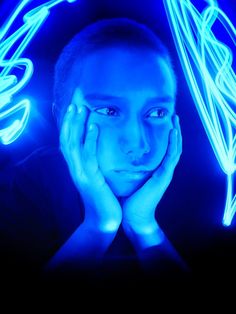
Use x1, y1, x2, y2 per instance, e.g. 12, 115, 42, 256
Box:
107, 108, 115, 115
158, 110, 164, 117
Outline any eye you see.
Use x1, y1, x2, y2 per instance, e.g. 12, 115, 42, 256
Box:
146, 108, 168, 119
94, 107, 119, 117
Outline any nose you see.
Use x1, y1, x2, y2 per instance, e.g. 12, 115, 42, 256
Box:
119, 117, 150, 162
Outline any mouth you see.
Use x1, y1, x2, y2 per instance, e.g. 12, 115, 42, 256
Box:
114, 170, 151, 180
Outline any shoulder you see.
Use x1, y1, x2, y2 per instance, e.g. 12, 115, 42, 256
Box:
12, 145, 68, 188
3, 145, 84, 254
15, 145, 63, 172
8, 145, 80, 217
10, 144, 83, 218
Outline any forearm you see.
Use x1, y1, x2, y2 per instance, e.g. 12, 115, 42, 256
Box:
122, 221, 164, 252
123, 222, 189, 275
45, 222, 117, 272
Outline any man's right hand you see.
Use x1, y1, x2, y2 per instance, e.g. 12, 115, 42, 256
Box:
59, 96, 122, 234
45, 93, 122, 271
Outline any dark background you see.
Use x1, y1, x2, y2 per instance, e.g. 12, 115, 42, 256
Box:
0, 0, 235, 282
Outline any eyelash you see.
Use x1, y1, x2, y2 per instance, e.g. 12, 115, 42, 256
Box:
94, 107, 120, 117
146, 108, 169, 119
94, 106, 169, 119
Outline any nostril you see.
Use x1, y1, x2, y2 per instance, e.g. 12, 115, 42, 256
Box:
125, 149, 150, 165
120, 123, 151, 156
123, 142, 150, 157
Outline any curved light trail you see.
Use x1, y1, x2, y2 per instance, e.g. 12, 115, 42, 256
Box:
0, 0, 77, 145
164, 0, 236, 226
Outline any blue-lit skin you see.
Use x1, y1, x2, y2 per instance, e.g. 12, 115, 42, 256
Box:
79, 48, 176, 198
163, 0, 236, 226
48, 47, 183, 268
0, 0, 77, 145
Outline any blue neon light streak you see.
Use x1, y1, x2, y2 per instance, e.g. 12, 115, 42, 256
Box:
163, 0, 236, 226
0, 0, 77, 145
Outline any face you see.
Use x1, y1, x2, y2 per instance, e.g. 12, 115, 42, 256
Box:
73, 46, 176, 197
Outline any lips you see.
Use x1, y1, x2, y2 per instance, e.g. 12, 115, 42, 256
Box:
114, 170, 150, 180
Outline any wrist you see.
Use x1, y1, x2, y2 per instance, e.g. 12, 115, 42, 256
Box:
83, 200, 122, 234
83, 217, 120, 234
122, 220, 165, 252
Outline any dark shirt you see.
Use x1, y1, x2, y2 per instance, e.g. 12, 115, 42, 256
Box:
0, 146, 83, 271
0, 145, 191, 286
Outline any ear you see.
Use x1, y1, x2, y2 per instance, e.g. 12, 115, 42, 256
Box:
52, 102, 60, 128
52, 102, 57, 120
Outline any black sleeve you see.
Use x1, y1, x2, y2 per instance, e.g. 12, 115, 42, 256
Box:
137, 237, 192, 282
0, 162, 59, 275
0, 146, 84, 278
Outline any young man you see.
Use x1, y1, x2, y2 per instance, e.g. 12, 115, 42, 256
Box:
2, 17, 188, 281
48, 17, 187, 273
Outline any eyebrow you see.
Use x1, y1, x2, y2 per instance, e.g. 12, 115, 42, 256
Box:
84, 93, 175, 103
84, 93, 126, 102
146, 96, 175, 104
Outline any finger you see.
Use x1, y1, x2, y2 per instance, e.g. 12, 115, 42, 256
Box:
69, 105, 89, 148
152, 128, 178, 183
66, 105, 91, 172
83, 123, 99, 168
60, 104, 88, 169
166, 127, 178, 163
172, 114, 182, 156
60, 104, 76, 153
71, 88, 91, 145
84, 124, 99, 156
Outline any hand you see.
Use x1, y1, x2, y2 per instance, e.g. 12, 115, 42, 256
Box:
60, 93, 122, 233
46, 101, 122, 271
121, 115, 182, 250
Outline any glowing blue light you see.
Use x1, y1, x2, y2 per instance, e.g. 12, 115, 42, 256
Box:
0, 0, 78, 145
163, 0, 236, 226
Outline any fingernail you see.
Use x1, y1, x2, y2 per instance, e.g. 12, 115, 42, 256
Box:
67, 104, 74, 113
89, 124, 94, 131
78, 106, 83, 114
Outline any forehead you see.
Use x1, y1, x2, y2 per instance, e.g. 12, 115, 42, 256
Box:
76, 46, 176, 103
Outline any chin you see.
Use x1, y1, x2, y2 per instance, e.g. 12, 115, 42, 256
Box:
111, 181, 142, 197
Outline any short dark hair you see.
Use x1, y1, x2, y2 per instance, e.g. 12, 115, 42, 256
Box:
53, 17, 176, 128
